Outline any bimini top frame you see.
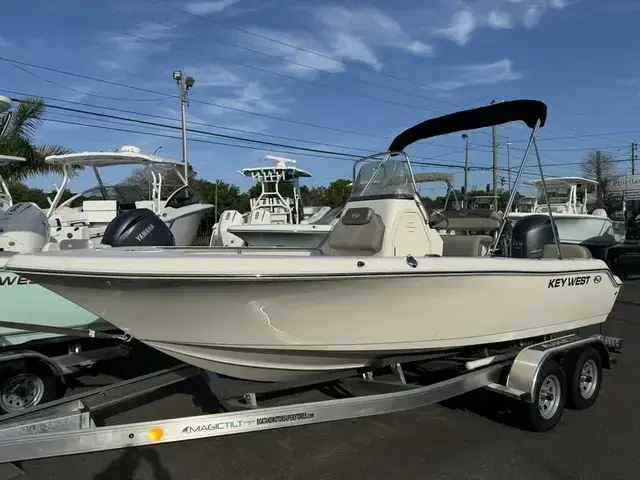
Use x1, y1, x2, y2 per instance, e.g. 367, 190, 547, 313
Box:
380, 99, 560, 258
0, 155, 26, 208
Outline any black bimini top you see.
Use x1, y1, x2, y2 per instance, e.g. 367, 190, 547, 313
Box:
389, 99, 547, 152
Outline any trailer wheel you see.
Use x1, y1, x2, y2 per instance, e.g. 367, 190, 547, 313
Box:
0, 362, 61, 414
564, 346, 603, 410
524, 360, 566, 432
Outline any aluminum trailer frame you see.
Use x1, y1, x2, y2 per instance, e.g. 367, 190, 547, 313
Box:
0, 333, 622, 476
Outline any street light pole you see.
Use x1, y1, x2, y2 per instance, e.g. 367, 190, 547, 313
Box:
461, 133, 469, 208
173, 70, 195, 185
490, 100, 498, 210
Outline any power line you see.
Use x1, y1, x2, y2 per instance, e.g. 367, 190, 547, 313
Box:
7, 62, 174, 103
81, 0, 463, 117
0, 55, 407, 140
4, 89, 495, 155
133, 0, 603, 142
42, 116, 509, 172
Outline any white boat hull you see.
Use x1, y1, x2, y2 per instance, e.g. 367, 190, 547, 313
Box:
164, 205, 212, 246
508, 213, 622, 245
227, 225, 332, 249
7, 250, 621, 382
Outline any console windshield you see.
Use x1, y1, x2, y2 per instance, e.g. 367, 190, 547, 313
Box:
350, 153, 417, 201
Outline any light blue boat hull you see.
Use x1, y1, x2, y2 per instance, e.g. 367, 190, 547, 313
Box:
0, 270, 109, 347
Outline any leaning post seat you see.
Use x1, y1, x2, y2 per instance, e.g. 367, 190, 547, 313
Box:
541, 244, 592, 259
327, 207, 385, 255
440, 235, 494, 257
431, 208, 502, 233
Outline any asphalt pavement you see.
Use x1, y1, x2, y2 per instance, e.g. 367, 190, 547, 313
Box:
12, 273, 640, 480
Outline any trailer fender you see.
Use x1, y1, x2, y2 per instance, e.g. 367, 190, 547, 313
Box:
0, 350, 65, 380
505, 334, 612, 403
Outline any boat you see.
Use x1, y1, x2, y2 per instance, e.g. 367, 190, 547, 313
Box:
46, 145, 213, 248
0, 154, 25, 212
4, 100, 622, 383
210, 155, 338, 248
507, 177, 626, 259
0, 155, 111, 347
0, 146, 211, 347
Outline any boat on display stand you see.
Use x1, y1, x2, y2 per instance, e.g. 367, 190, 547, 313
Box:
4, 100, 622, 384
210, 155, 339, 249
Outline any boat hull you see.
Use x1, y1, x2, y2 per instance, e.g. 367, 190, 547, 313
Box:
164, 205, 212, 246
508, 213, 621, 246
227, 226, 331, 249
7, 254, 621, 382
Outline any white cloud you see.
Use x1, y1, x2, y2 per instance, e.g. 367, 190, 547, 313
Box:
98, 21, 182, 71
434, 0, 581, 46
431, 59, 522, 91
0, 36, 11, 48
183, 64, 290, 122
235, 4, 433, 79
487, 10, 514, 29
184, 0, 240, 15
437, 8, 476, 46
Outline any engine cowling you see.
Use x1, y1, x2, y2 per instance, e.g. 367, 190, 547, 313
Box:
101, 208, 175, 247
0, 203, 48, 253
509, 214, 556, 259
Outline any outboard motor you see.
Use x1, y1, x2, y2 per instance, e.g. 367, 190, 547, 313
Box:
0, 203, 48, 253
510, 214, 556, 259
101, 208, 175, 247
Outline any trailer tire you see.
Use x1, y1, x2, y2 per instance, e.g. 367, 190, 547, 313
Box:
524, 359, 566, 432
564, 346, 603, 410
0, 362, 61, 414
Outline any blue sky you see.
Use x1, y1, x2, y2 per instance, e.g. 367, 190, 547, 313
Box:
1, 0, 640, 198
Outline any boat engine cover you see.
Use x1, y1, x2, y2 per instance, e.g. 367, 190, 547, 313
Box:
510, 214, 556, 259
101, 208, 175, 247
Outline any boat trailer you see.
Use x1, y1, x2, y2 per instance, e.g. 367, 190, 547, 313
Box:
0, 332, 623, 479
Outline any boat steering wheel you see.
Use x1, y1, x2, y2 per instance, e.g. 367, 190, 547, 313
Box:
428, 209, 449, 229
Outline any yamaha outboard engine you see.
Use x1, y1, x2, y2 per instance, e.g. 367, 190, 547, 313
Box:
510, 214, 556, 259
101, 208, 175, 247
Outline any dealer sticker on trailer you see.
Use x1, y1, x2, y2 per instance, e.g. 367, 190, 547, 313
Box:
547, 275, 595, 289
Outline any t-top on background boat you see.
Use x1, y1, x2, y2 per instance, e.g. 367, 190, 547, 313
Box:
210, 155, 338, 249
4, 99, 622, 384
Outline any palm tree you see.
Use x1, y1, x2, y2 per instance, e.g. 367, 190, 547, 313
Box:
0, 96, 76, 182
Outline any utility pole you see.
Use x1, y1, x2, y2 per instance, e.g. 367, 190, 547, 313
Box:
505, 137, 512, 191
632, 142, 637, 175
173, 70, 196, 184
461, 133, 469, 208
491, 99, 498, 210
595, 150, 603, 207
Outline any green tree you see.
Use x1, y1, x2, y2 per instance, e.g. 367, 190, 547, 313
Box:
5, 182, 74, 209
123, 163, 197, 198
324, 179, 352, 208
0, 96, 75, 182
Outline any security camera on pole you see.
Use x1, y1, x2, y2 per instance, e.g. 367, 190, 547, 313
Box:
172, 70, 195, 185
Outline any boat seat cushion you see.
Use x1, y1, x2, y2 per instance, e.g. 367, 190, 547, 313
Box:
441, 235, 494, 257
328, 207, 385, 254
432, 209, 502, 232
542, 244, 592, 259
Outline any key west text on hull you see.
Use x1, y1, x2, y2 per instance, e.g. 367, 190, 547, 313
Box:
4, 99, 623, 383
